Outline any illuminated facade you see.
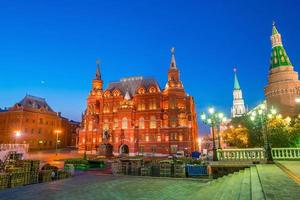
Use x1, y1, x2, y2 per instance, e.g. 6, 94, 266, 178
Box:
0, 95, 79, 150
264, 22, 300, 116
79, 48, 199, 156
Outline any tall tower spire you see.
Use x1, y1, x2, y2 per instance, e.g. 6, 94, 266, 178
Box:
95, 59, 101, 80
165, 47, 184, 91
264, 22, 300, 116
270, 21, 292, 69
233, 68, 240, 90
92, 59, 103, 90
170, 47, 177, 69
231, 68, 246, 118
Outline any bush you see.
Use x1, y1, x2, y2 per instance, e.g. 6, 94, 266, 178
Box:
64, 158, 89, 165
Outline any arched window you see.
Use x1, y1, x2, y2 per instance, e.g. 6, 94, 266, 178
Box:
122, 117, 128, 129
178, 113, 186, 126
95, 101, 100, 111
170, 98, 176, 109
150, 116, 156, 129
139, 117, 145, 129
113, 118, 118, 129
103, 119, 109, 130
149, 99, 157, 110
137, 103, 146, 111
113, 104, 118, 113
88, 121, 93, 131
170, 117, 177, 128
103, 104, 110, 113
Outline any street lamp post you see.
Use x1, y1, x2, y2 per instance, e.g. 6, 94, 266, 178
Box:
54, 130, 62, 156
249, 104, 275, 163
201, 107, 226, 161
14, 131, 21, 144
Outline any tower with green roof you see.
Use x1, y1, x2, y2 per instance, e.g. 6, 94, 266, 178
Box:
231, 68, 246, 118
264, 22, 300, 116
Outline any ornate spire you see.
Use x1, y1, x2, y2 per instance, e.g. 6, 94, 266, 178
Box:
233, 68, 240, 90
169, 47, 177, 69
95, 59, 101, 80
270, 22, 292, 69
231, 67, 246, 118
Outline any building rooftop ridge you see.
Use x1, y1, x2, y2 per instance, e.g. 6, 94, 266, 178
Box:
24, 94, 46, 102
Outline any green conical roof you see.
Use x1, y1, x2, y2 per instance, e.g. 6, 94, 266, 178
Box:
270, 46, 292, 69
269, 23, 293, 69
234, 69, 240, 90
272, 22, 279, 35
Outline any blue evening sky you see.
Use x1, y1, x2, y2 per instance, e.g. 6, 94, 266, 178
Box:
0, 0, 299, 133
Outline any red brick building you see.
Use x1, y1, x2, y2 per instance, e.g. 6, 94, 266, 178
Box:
79, 48, 199, 156
0, 95, 79, 150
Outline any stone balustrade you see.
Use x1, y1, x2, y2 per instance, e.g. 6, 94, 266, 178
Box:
0, 144, 29, 152
272, 148, 300, 160
0, 144, 29, 161
217, 148, 265, 161
217, 147, 300, 161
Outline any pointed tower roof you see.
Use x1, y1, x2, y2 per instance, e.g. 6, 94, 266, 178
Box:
169, 47, 177, 70
270, 22, 293, 69
272, 21, 279, 35
95, 59, 101, 80
233, 68, 240, 90
124, 91, 131, 100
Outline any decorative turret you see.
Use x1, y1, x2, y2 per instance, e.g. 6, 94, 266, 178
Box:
264, 22, 300, 116
92, 59, 103, 91
231, 68, 246, 118
270, 22, 293, 69
165, 47, 184, 90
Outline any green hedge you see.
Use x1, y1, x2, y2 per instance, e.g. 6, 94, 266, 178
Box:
64, 158, 89, 165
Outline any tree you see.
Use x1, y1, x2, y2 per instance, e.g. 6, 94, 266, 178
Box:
225, 115, 300, 148
230, 116, 263, 147
288, 121, 300, 147
222, 127, 248, 148
267, 117, 290, 147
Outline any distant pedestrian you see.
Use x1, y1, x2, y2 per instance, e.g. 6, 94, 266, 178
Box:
51, 171, 56, 181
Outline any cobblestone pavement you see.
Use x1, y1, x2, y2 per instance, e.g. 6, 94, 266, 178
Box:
0, 172, 210, 200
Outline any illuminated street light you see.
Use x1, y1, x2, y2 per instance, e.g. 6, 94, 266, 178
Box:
248, 105, 277, 163
271, 108, 277, 115
14, 130, 22, 144
54, 130, 62, 155
295, 97, 300, 103
208, 107, 215, 114
200, 108, 226, 161
15, 131, 21, 138
198, 138, 202, 152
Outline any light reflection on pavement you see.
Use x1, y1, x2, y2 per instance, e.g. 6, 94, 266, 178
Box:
25, 149, 82, 169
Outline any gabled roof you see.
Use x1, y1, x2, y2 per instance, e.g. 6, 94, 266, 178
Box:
106, 76, 160, 96
16, 95, 54, 112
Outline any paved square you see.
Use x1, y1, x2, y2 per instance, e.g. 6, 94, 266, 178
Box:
0, 172, 210, 200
